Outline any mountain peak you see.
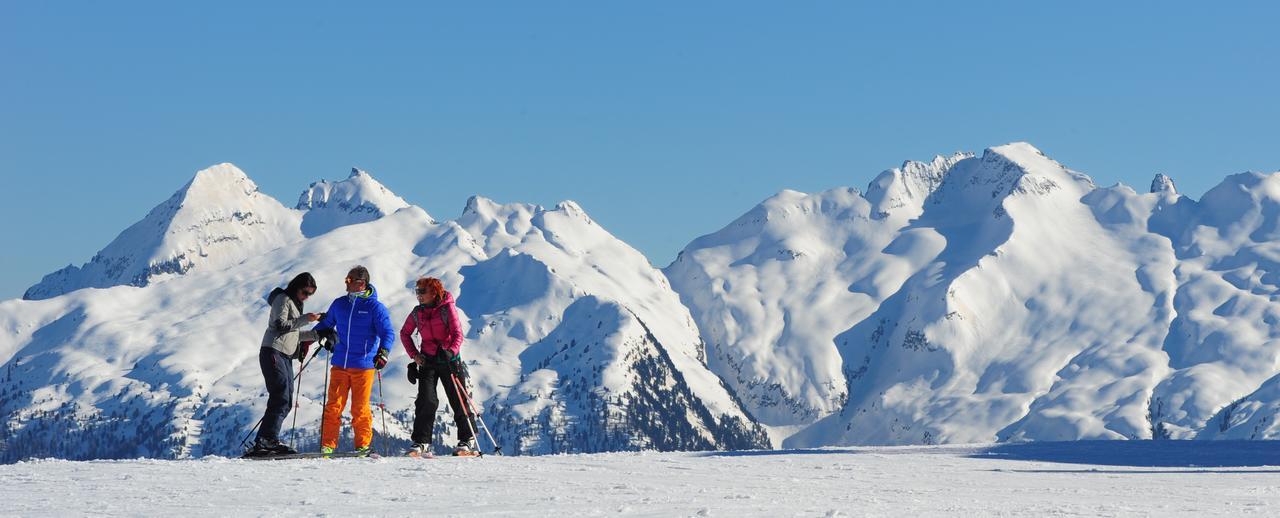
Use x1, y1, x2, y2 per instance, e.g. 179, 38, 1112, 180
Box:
865, 152, 972, 219
553, 200, 593, 223
462, 195, 505, 218
190, 162, 250, 182
1150, 174, 1178, 195
986, 141, 1044, 157
297, 168, 415, 237
177, 163, 265, 209
24, 164, 300, 300
966, 142, 1096, 199
977, 142, 1054, 174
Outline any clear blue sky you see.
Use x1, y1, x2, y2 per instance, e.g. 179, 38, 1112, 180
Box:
3, 2, 1278, 299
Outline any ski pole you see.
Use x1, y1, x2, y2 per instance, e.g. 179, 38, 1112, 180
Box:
461, 375, 499, 455
447, 373, 481, 456
375, 367, 388, 455
451, 372, 499, 455
450, 368, 499, 452
466, 383, 500, 455
290, 356, 304, 450
319, 348, 330, 452
239, 346, 324, 451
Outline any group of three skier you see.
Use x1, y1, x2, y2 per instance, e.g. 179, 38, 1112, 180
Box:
250, 265, 476, 457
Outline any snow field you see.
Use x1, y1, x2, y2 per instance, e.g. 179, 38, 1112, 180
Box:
1, 443, 1276, 517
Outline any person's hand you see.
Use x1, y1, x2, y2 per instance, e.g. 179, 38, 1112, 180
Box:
317, 328, 337, 352
298, 340, 313, 361
304, 312, 321, 322
414, 353, 427, 366
374, 349, 389, 370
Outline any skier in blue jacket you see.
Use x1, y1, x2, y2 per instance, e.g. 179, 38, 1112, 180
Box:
313, 265, 395, 456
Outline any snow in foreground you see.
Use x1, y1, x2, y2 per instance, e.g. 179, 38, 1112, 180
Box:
2, 442, 1277, 517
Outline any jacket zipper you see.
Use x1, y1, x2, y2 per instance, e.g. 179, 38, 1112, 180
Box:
427, 306, 437, 355
344, 298, 355, 369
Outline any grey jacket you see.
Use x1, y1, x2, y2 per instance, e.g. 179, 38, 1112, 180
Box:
261, 288, 318, 358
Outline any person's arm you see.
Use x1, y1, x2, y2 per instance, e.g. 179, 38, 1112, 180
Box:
314, 301, 338, 332
400, 309, 420, 358
445, 303, 464, 355
270, 296, 310, 332
375, 302, 396, 355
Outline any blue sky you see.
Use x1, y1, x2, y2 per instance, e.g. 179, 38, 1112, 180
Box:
2, 2, 1278, 299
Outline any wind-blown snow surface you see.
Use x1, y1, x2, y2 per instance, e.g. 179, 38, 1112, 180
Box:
2, 443, 1277, 517
0, 167, 765, 462
667, 142, 1280, 447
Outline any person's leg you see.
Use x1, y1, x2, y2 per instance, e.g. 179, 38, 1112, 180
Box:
441, 366, 475, 445
255, 348, 293, 446
411, 366, 441, 445
321, 367, 350, 450
350, 368, 376, 449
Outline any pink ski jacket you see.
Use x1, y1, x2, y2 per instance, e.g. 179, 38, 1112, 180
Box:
400, 291, 464, 359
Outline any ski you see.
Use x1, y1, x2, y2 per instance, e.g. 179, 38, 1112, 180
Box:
242, 451, 382, 461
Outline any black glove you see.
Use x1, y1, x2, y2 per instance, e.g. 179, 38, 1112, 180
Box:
317, 328, 337, 352
434, 348, 457, 364
297, 340, 313, 362
452, 358, 468, 379
374, 349, 389, 370
407, 362, 418, 384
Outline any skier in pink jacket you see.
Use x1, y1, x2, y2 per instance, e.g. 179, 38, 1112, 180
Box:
400, 277, 476, 456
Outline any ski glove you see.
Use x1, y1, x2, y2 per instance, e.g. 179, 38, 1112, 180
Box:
317, 328, 338, 352
407, 362, 418, 384
374, 349, 389, 370
297, 340, 314, 362
451, 357, 468, 379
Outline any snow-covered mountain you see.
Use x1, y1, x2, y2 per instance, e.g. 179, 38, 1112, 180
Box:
664, 153, 972, 443
450, 197, 765, 454
0, 166, 766, 462
668, 142, 1280, 447
296, 168, 416, 237
6, 142, 1280, 464
22, 164, 302, 300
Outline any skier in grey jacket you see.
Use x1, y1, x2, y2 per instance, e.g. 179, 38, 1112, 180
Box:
249, 272, 322, 455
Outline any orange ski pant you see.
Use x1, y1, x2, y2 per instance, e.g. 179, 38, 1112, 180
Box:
321, 366, 375, 450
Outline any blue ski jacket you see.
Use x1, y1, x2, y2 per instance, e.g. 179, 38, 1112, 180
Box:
314, 284, 395, 370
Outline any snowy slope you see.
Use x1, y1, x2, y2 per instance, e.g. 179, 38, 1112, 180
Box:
22, 164, 302, 300
0, 170, 765, 463
296, 168, 416, 237
451, 197, 767, 454
670, 142, 1280, 447
665, 153, 970, 443
1148, 171, 1280, 439
2, 442, 1277, 517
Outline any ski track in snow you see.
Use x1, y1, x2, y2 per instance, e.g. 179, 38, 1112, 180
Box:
1, 444, 1276, 517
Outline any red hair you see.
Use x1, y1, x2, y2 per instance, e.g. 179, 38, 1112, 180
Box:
416, 277, 445, 302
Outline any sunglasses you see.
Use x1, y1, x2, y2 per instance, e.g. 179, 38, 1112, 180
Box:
344, 277, 366, 285
302, 289, 316, 296
415, 288, 429, 295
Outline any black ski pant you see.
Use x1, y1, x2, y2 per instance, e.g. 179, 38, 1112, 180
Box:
411, 362, 475, 445
255, 347, 294, 446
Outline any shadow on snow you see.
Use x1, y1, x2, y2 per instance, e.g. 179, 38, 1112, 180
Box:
973, 440, 1280, 468
699, 441, 1280, 469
